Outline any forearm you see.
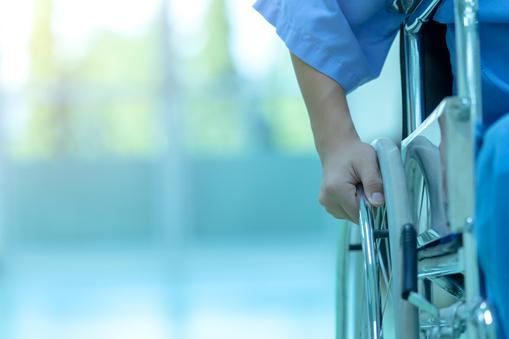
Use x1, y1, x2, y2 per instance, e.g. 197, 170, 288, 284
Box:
290, 53, 384, 219
290, 53, 359, 163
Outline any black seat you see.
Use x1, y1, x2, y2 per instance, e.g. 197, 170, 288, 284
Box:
421, 21, 453, 116
400, 20, 454, 137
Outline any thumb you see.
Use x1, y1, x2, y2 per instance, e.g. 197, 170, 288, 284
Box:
357, 158, 384, 207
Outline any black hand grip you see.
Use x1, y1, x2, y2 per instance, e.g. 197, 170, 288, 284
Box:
401, 223, 417, 299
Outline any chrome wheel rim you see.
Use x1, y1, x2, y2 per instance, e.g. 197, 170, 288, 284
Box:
359, 196, 394, 339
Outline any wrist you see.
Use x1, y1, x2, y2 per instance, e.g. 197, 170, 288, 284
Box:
316, 127, 360, 165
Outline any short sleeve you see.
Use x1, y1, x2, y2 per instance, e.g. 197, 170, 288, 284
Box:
253, 0, 404, 93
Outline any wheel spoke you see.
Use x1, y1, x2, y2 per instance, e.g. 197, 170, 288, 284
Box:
360, 200, 397, 339
377, 248, 390, 290
379, 273, 393, 338
417, 176, 425, 227
424, 181, 430, 229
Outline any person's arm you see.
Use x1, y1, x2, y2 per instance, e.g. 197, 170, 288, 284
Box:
291, 53, 384, 223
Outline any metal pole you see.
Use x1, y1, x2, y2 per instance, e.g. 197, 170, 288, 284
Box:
403, 31, 425, 134
451, 0, 482, 337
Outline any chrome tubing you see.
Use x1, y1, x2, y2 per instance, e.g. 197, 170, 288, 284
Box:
448, 0, 483, 337
403, 31, 425, 134
405, 0, 444, 33
453, 0, 483, 127
359, 196, 381, 339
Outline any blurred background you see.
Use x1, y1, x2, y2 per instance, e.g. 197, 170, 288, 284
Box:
0, 0, 401, 338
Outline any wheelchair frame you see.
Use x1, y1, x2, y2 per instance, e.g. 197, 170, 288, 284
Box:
337, 0, 498, 338
400, 0, 485, 336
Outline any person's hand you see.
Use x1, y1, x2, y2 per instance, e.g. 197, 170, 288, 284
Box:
318, 136, 385, 224
289, 53, 384, 223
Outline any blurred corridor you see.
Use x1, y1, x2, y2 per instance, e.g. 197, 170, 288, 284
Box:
0, 0, 343, 338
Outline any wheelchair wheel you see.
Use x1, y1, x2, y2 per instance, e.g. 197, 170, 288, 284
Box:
336, 138, 419, 339
403, 135, 463, 334
404, 135, 448, 245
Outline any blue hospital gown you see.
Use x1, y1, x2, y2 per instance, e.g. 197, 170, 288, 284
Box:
254, 0, 509, 336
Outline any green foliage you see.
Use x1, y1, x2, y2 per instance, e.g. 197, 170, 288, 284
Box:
198, 0, 235, 82
182, 83, 247, 154
177, 0, 246, 154
71, 30, 162, 87
17, 2, 164, 160
30, 0, 56, 80
177, 0, 313, 156
18, 0, 314, 160
262, 94, 314, 153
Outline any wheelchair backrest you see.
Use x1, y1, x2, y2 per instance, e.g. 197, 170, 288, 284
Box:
396, 0, 453, 137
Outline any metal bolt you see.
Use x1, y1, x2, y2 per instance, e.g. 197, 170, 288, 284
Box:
464, 217, 474, 233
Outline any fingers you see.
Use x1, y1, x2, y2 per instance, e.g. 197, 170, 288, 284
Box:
319, 180, 360, 223
340, 183, 360, 223
319, 194, 349, 220
318, 142, 384, 223
355, 147, 385, 207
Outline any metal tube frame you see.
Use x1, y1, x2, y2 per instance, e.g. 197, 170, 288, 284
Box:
359, 197, 382, 339
402, 0, 497, 337
403, 31, 426, 133
401, 0, 444, 134
448, 0, 483, 337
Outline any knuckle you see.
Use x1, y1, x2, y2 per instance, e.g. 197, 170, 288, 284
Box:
322, 179, 342, 197
319, 191, 336, 208
322, 183, 336, 196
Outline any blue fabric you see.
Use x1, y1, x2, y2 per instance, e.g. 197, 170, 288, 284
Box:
445, 23, 509, 126
476, 114, 509, 339
443, 22, 509, 337
253, 0, 509, 98
253, 0, 404, 93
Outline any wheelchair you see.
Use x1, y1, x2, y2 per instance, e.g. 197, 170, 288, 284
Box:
336, 0, 498, 338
